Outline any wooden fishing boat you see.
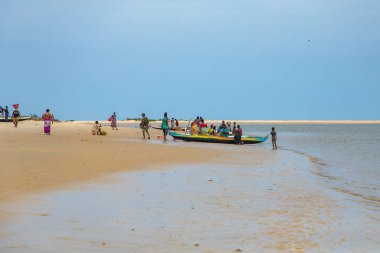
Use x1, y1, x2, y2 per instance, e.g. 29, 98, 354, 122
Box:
169, 132, 268, 145
0, 116, 32, 122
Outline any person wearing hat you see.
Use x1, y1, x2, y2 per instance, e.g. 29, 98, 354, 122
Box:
140, 113, 150, 139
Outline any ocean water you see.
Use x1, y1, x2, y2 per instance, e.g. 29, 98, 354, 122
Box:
242, 124, 380, 207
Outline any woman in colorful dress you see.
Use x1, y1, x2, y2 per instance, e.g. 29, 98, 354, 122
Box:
110, 112, 118, 130
161, 112, 169, 140
42, 109, 54, 135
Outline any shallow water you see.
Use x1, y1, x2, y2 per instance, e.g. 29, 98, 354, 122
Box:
242, 124, 380, 207
1, 124, 380, 252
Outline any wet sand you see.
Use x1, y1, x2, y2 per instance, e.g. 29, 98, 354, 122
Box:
0, 146, 354, 252
1, 121, 379, 252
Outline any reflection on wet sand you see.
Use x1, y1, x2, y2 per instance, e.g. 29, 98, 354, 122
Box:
1, 150, 359, 253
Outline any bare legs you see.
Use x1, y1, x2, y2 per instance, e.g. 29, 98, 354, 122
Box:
142, 129, 150, 139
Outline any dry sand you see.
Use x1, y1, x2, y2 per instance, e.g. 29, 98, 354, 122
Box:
0, 121, 224, 204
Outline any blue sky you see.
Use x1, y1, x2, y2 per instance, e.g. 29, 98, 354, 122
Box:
0, 0, 379, 120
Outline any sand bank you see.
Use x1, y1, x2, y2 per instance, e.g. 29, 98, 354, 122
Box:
0, 121, 234, 203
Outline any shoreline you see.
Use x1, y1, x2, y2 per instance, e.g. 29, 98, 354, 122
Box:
63, 120, 380, 125
0, 121, 236, 204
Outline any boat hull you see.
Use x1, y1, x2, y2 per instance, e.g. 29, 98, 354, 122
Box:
0, 116, 32, 123
152, 126, 185, 131
169, 132, 268, 144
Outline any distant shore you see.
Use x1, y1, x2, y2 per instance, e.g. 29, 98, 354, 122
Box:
64, 119, 380, 125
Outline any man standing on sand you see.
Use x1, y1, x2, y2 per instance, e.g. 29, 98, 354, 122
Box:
12, 107, 21, 127
4, 106, 9, 121
140, 113, 150, 139
0, 106, 3, 118
270, 127, 277, 150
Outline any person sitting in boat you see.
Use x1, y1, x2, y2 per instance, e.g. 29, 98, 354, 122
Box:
200, 120, 207, 136
217, 121, 228, 136
227, 122, 232, 132
220, 128, 230, 137
234, 125, 243, 144
232, 122, 237, 134
208, 124, 215, 136
191, 120, 198, 135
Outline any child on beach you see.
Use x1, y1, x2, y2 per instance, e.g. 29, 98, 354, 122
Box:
92, 121, 101, 135
92, 121, 107, 135
270, 127, 277, 150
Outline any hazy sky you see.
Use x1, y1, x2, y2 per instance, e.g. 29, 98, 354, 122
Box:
1, 0, 379, 120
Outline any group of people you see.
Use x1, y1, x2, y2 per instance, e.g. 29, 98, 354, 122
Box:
92, 112, 120, 135
190, 117, 244, 144
188, 116, 277, 148
170, 118, 179, 130
139, 112, 171, 141
0, 106, 9, 120
0, 105, 20, 127
1, 106, 54, 134
92, 121, 107, 136
3, 107, 278, 148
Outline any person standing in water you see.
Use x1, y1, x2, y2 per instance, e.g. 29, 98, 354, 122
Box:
270, 127, 277, 150
234, 125, 243, 144
161, 112, 169, 140
12, 107, 21, 127
110, 112, 118, 130
140, 113, 150, 139
42, 109, 54, 135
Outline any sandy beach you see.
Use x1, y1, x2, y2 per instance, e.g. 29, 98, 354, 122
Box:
1, 121, 379, 252
0, 121, 226, 203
